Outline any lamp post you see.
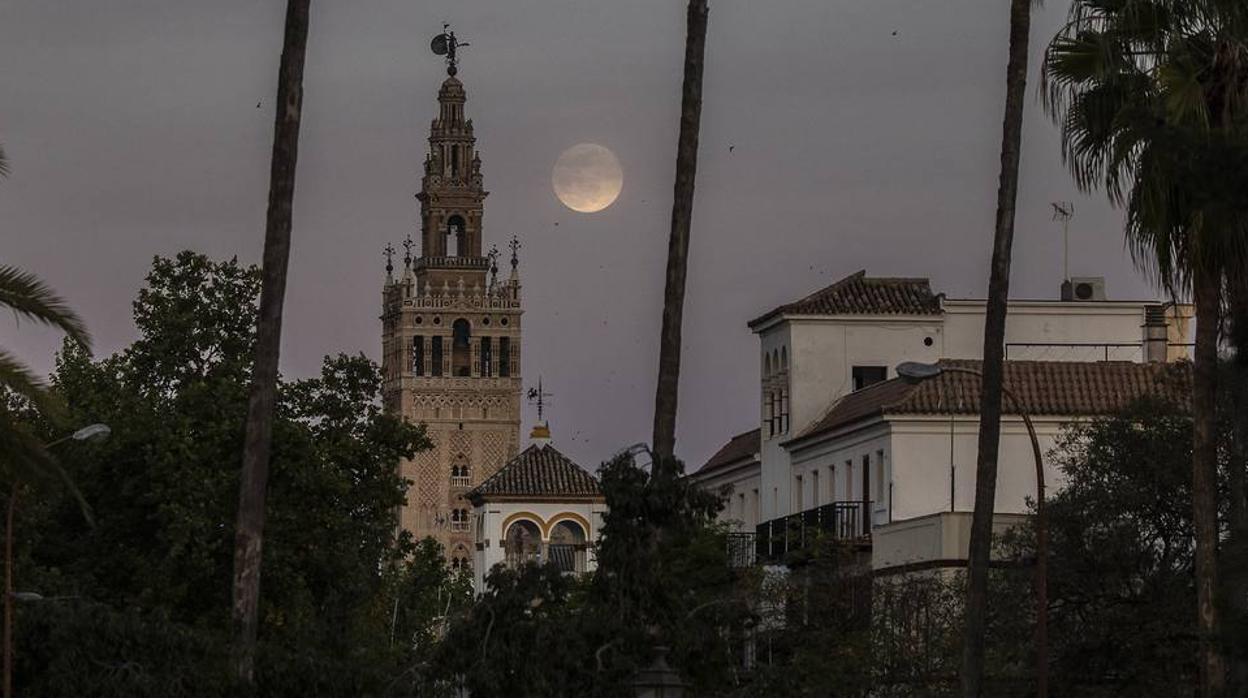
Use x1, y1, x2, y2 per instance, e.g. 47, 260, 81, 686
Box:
895, 362, 1048, 698
4, 423, 109, 698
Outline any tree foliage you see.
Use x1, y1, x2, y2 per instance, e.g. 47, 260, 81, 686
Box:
13, 251, 460, 696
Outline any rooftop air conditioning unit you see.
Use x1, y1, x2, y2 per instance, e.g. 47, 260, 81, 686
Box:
1061, 276, 1107, 301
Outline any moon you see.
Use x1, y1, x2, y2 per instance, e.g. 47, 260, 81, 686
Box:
552, 143, 623, 213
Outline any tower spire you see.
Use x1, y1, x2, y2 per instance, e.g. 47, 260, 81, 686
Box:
384, 243, 396, 282
430, 24, 469, 77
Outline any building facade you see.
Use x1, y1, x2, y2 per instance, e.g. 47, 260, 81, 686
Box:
692, 270, 1193, 571
381, 69, 523, 565
467, 424, 607, 594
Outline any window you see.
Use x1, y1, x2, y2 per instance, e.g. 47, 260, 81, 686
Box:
844, 460, 853, 500
779, 388, 790, 434
452, 319, 472, 376
448, 214, 466, 256
828, 465, 836, 502
852, 365, 888, 391
412, 335, 424, 376
737, 492, 746, 521
450, 458, 470, 487
765, 392, 776, 437
480, 336, 493, 377
875, 449, 886, 503
752, 488, 760, 524
431, 336, 444, 376
793, 474, 803, 512
862, 454, 871, 503
812, 469, 821, 507
499, 337, 511, 377
450, 508, 470, 532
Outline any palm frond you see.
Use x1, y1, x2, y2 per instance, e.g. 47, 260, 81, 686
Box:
0, 349, 63, 421
0, 265, 90, 350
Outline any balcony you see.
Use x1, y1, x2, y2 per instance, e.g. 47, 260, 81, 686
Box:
754, 501, 871, 563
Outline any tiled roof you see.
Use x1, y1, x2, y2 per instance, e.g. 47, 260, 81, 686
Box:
750, 270, 942, 328
693, 428, 760, 477
788, 360, 1191, 445
467, 443, 602, 501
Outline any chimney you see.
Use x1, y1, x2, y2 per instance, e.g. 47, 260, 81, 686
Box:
529, 421, 552, 448
1144, 304, 1168, 362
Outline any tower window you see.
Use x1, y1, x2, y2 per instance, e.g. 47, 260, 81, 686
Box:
498, 337, 511, 377
451, 459, 470, 487
452, 319, 472, 377
480, 336, 493, 377
448, 215, 467, 257
412, 335, 424, 376
431, 336, 444, 377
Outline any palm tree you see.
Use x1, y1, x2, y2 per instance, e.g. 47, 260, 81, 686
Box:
652, 0, 709, 470
962, 0, 1034, 695
1045, 2, 1248, 693
230, 0, 311, 685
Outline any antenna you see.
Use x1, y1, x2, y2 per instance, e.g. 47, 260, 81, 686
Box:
430, 23, 470, 76
1051, 201, 1074, 282
526, 377, 553, 423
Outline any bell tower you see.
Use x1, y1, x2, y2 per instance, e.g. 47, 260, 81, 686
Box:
381, 31, 522, 567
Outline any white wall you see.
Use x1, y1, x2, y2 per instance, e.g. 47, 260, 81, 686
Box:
693, 461, 763, 531
942, 300, 1152, 361
885, 415, 1068, 520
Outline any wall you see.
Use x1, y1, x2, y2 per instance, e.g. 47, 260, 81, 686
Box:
886, 415, 1069, 520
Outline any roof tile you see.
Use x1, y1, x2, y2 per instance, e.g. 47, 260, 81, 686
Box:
751, 270, 942, 327
789, 359, 1191, 444
468, 443, 601, 500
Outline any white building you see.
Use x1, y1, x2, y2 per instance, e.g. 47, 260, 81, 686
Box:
692, 270, 1192, 571
467, 423, 607, 593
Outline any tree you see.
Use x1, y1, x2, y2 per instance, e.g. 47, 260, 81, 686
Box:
232, 0, 312, 685
1044, 4, 1248, 691
652, 0, 709, 466
962, 0, 1033, 694
989, 394, 1226, 695
15, 252, 432, 696
0, 149, 93, 698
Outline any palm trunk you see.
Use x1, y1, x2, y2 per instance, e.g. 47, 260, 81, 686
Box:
1192, 266, 1227, 696
3, 484, 16, 698
651, 0, 709, 469
962, 0, 1030, 694
1228, 273, 1248, 694
230, 0, 310, 685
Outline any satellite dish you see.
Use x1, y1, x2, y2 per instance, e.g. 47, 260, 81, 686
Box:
431, 33, 449, 56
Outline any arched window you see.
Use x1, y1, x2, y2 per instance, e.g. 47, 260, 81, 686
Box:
451, 455, 470, 487
450, 508, 470, 532
447, 215, 467, 257
504, 519, 542, 568
781, 346, 788, 372
548, 520, 588, 574
764, 353, 772, 377
452, 319, 472, 376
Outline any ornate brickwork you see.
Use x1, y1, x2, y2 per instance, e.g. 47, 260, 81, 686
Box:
382, 69, 523, 555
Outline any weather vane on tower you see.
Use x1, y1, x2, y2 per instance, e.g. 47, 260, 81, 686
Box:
527, 378, 553, 423
430, 23, 469, 76
509, 235, 521, 272
383, 242, 396, 280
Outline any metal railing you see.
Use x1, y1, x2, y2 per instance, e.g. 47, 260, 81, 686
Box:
755, 501, 871, 562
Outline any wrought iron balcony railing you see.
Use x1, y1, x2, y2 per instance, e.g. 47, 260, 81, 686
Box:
754, 500, 871, 563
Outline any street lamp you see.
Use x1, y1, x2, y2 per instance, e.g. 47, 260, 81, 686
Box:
894, 362, 1049, 698
5, 423, 110, 698
631, 646, 687, 697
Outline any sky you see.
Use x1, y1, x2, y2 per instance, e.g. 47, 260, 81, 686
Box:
1, 1, 1166, 471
